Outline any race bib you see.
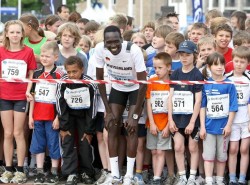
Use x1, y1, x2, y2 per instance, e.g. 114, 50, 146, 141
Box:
235, 84, 249, 106
34, 83, 57, 104
207, 94, 229, 119
172, 91, 193, 114
2, 59, 27, 78
150, 91, 169, 113
64, 87, 90, 109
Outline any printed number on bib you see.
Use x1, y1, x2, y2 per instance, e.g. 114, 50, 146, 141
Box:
2, 59, 27, 78
235, 84, 249, 106
35, 83, 57, 104
151, 91, 169, 113
207, 94, 229, 119
172, 91, 193, 114
64, 87, 90, 109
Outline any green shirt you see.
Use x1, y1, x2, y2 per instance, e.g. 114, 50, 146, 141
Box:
23, 37, 47, 55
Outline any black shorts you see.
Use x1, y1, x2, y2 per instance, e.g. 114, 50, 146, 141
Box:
95, 112, 105, 132
122, 124, 147, 137
0, 99, 28, 112
108, 88, 138, 106
171, 127, 200, 146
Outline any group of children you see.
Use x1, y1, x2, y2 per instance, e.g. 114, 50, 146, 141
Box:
0, 6, 249, 185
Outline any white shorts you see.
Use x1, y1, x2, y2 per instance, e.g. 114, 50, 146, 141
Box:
230, 121, 250, 141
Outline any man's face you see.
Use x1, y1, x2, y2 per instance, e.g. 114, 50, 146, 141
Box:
58, 7, 70, 21
104, 31, 122, 55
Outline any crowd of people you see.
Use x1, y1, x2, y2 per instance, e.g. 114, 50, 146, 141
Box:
0, 4, 249, 185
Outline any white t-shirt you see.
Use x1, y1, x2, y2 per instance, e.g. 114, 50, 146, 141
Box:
87, 52, 111, 112
95, 41, 146, 92
227, 72, 250, 123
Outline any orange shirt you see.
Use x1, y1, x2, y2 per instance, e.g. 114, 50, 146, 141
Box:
146, 76, 170, 131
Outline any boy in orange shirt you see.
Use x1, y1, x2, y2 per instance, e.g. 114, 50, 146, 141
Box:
146, 52, 172, 185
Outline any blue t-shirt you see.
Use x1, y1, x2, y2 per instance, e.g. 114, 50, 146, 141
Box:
201, 77, 238, 135
170, 67, 204, 128
146, 51, 156, 77
171, 60, 182, 71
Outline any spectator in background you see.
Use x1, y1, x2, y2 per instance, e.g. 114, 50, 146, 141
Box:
76, 18, 89, 35
126, 16, 134, 30
109, 13, 128, 34
68, 11, 82, 23
204, 9, 223, 28
84, 21, 100, 42
44, 14, 62, 34
165, 12, 180, 32
57, 5, 70, 22
230, 10, 247, 34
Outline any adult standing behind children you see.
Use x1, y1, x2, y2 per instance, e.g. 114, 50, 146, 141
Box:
95, 25, 147, 184
0, 20, 37, 184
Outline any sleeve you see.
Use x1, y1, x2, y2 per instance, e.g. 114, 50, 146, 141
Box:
194, 70, 204, 93
229, 84, 238, 112
56, 82, 70, 131
94, 42, 105, 68
131, 44, 146, 72
84, 83, 98, 134
170, 70, 177, 88
201, 87, 207, 108
146, 80, 152, 99
27, 48, 37, 70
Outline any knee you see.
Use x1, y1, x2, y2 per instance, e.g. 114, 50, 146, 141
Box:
174, 144, 184, 153
13, 129, 24, 139
4, 131, 13, 140
240, 145, 249, 155
189, 143, 198, 153
229, 145, 238, 155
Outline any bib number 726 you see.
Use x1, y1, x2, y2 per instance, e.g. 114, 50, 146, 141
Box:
71, 97, 83, 103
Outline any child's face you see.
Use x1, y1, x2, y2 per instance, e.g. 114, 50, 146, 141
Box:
47, 20, 62, 34
61, 30, 75, 49
209, 61, 225, 77
6, 24, 23, 44
199, 43, 216, 60
215, 30, 232, 49
86, 30, 97, 41
152, 36, 165, 50
132, 36, 146, 48
40, 49, 58, 67
168, 16, 179, 32
165, 43, 177, 57
232, 56, 248, 74
241, 41, 250, 48
78, 39, 90, 53
76, 22, 85, 35
65, 64, 83, 79
143, 27, 154, 43
179, 52, 194, 67
189, 28, 206, 44
153, 59, 170, 80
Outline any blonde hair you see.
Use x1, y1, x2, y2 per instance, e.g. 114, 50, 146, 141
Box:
41, 41, 59, 55
80, 35, 92, 48
154, 25, 173, 38
93, 29, 104, 47
165, 32, 185, 49
109, 13, 128, 31
131, 32, 147, 44
210, 17, 230, 35
3, 20, 25, 50
232, 46, 250, 62
57, 22, 81, 47
197, 36, 216, 52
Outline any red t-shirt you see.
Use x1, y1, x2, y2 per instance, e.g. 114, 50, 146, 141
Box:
224, 47, 233, 64
33, 68, 65, 121
225, 60, 250, 73
0, 46, 37, 100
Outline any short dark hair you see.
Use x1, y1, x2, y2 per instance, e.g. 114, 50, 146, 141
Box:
76, 18, 89, 25
57, 5, 69, 13
104, 25, 122, 39
127, 16, 134, 26
166, 12, 179, 21
64, 56, 83, 69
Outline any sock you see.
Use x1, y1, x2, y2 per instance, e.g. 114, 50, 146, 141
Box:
51, 167, 58, 175
16, 166, 24, 173
0, 160, 3, 166
136, 170, 142, 174
229, 173, 236, 182
104, 169, 108, 172
238, 174, 246, 183
29, 154, 36, 168
216, 176, 224, 184
5, 166, 13, 172
189, 169, 197, 180
153, 176, 161, 180
125, 157, 135, 177
205, 177, 213, 184
23, 157, 28, 167
37, 168, 44, 174
110, 157, 119, 178
179, 170, 187, 181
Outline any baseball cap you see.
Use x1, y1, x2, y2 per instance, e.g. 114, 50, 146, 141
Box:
177, 40, 197, 54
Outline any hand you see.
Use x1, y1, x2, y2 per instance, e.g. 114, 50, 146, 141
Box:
81, 133, 93, 144
196, 54, 207, 69
29, 117, 34, 129
223, 125, 231, 137
185, 123, 195, 135
162, 126, 170, 138
52, 117, 59, 130
150, 123, 158, 136
124, 118, 137, 135
104, 112, 116, 131
60, 130, 71, 142
26, 92, 34, 102
200, 127, 206, 140
169, 120, 178, 133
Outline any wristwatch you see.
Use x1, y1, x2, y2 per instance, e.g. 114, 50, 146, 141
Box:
132, 114, 139, 120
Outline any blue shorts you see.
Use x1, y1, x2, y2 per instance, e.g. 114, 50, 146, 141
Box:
30, 121, 60, 160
